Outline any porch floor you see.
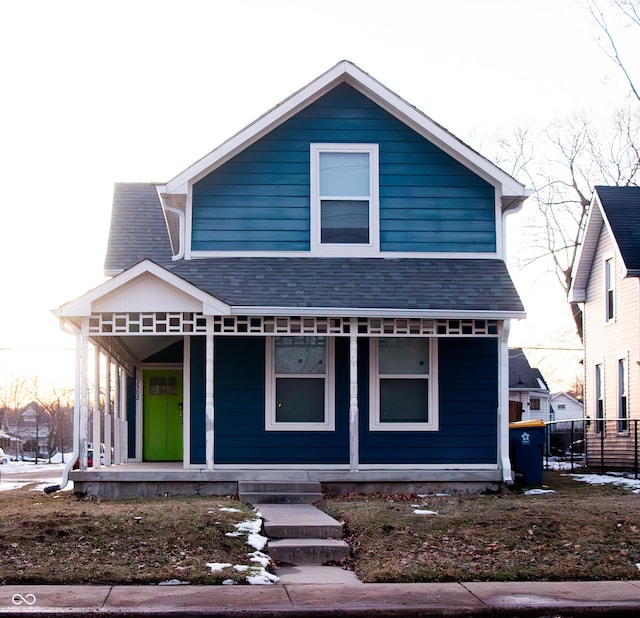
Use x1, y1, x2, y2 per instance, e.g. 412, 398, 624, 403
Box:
69, 462, 503, 499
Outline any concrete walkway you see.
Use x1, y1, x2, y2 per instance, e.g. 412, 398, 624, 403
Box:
2, 581, 640, 616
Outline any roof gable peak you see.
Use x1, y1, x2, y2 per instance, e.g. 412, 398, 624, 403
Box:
158, 61, 527, 206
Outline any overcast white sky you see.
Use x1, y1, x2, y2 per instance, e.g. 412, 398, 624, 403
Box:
0, 0, 636, 397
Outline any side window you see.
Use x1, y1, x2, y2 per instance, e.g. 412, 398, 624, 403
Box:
310, 143, 379, 254
595, 363, 604, 433
605, 258, 615, 322
618, 358, 628, 432
530, 398, 541, 411
265, 336, 335, 431
369, 338, 438, 431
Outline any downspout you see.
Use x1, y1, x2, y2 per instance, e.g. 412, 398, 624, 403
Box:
44, 319, 82, 493
162, 200, 185, 261
499, 321, 514, 487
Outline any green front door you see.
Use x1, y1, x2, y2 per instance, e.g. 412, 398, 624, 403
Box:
143, 370, 183, 461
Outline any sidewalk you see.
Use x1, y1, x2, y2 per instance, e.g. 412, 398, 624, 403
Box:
2, 581, 640, 616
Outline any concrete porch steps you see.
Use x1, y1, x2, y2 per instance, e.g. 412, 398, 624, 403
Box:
267, 538, 350, 565
238, 481, 323, 504
250, 501, 351, 568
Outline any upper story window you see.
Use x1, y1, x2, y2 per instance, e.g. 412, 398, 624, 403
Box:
605, 258, 615, 322
310, 143, 379, 255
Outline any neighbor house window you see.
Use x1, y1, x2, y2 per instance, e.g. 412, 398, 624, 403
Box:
618, 358, 628, 432
265, 336, 334, 431
595, 364, 604, 434
310, 143, 379, 253
530, 398, 540, 411
369, 338, 438, 431
605, 258, 615, 322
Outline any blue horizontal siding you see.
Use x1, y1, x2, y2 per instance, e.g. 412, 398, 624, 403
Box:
192, 83, 496, 253
359, 337, 499, 464
213, 337, 349, 464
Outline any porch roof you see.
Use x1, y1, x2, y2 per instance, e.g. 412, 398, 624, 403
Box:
170, 257, 525, 314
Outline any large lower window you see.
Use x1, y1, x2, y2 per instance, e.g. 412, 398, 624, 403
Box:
265, 336, 334, 431
310, 143, 379, 254
369, 337, 438, 431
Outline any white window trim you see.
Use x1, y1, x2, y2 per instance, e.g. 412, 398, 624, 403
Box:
618, 355, 629, 433
265, 336, 335, 431
310, 143, 380, 256
369, 338, 439, 432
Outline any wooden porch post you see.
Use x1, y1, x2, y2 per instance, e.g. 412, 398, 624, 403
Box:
93, 346, 101, 468
349, 318, 359, 472
104, 355, 112, 466
205, 318, 215, 471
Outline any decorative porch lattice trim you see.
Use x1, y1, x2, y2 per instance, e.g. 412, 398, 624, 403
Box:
89, 312, 208, 335
89, 313, 500, 337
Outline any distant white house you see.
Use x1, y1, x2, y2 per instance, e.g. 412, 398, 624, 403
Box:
550, 392, 583, 423
509, 348, 552, 423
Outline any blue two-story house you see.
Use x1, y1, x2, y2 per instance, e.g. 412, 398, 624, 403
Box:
54, 62, 527, 498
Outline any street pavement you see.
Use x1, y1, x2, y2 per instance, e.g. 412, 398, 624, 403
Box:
2, 580, 640, 616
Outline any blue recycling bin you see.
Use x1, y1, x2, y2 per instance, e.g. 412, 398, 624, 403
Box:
509, 420, 546, 486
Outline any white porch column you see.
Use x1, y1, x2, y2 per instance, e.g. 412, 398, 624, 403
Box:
205, 318, 215, 471
104, 355, 112, 466
78, 322, 90, 471
349, 318, 359, 472
93, 345, 101, 468
499, 320, 514, 485
120, 369, 128, 463
113, 364, 121, 465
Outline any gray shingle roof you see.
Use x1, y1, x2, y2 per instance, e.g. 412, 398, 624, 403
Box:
595, 186, 640, 273
104, 183, 524, 314
170, 257, 524, 313
104, 183, 174, 274
509, 348, 548, 390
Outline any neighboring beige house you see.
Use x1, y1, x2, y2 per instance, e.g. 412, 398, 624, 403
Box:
508, 348, 551, 423
571, 186, 640, 470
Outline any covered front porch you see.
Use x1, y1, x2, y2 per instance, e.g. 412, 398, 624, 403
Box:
54, 259, 521, 498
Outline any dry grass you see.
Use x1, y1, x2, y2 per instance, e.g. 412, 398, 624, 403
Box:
318, 471, 640, 583
2, 471, 640, 585
0, 489, 259, 585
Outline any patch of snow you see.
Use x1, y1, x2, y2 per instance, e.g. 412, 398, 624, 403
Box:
248, 551, 271, 568
222, 579, 237, 585
413, 509, 438, 515
206, 562, 232, 572
235, 518, 262, 534
247, 533, 268, 551
225, 531, 242, 538
158, 579, 188, 586
246, 567, 279, 585
571, 473, 640, 493
524, 489, 556, 495
0, 482, 30, 492
219, 507, 242, 513
233, 565, 249, 572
